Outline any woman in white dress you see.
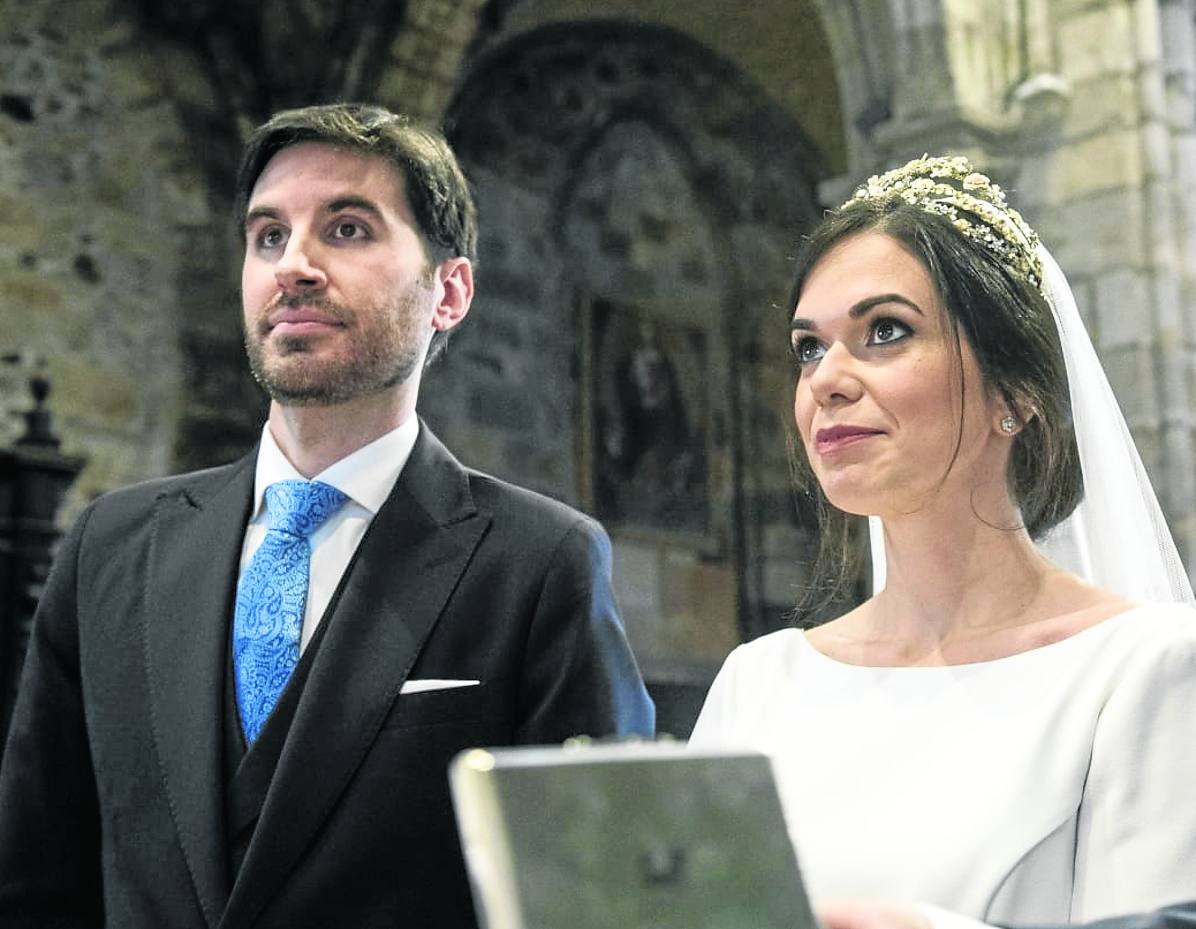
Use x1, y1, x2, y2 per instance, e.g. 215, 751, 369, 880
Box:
688, 156, 1196, 925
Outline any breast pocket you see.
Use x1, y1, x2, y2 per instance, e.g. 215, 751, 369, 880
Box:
382, 681, 490, 732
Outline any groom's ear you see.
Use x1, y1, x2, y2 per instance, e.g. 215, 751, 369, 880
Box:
432, 257, 473, 333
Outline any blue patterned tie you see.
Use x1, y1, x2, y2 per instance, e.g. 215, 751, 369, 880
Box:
233, 480, 347, 743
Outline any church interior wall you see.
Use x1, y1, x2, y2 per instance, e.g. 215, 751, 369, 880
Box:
4, 0, 1196, 714
437, 19, 839, 697
1, 0, 199, 514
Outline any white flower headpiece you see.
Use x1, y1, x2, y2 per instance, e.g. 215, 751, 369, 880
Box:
845, 155, 1043, 291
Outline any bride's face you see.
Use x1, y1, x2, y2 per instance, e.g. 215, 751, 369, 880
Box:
790, 232, 1010, 519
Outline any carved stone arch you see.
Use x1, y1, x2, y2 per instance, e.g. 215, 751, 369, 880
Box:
438, 20, 826, 722
809, 0, 904, 169
813, 0, 1063, 176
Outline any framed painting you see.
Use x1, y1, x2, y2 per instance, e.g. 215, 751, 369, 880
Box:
579, 296, 718, 550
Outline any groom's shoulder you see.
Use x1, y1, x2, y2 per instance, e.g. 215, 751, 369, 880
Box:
79, 454, 253, 530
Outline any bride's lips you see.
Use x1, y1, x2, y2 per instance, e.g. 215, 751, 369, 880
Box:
814, 424, 884, 455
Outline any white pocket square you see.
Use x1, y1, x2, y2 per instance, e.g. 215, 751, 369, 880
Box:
399, 678, 481, 695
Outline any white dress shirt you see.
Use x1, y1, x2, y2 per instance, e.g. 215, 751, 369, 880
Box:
238, 416, 419, 651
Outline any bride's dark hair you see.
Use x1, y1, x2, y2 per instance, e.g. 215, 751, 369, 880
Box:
788, 196, 1082, 622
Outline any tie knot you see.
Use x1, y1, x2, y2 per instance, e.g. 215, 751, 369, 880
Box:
264, 480, 347, 538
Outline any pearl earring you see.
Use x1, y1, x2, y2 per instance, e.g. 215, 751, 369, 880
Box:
1000, 415, 1017, 435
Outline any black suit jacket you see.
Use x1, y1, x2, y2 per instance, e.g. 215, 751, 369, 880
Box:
0, 423, 654, 928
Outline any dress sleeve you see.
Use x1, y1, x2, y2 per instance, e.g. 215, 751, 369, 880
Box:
1073, 617, 1196, 919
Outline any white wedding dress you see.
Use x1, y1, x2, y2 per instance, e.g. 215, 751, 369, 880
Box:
689, 604, 1196, 924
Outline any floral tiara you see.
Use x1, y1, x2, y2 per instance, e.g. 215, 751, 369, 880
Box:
843, 155, 1044, 291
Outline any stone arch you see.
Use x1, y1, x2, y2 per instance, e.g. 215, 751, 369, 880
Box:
810, 0, 904, 171
473, 0, 849, 172
814, 0, 1067, 176
436, 20, 831, 718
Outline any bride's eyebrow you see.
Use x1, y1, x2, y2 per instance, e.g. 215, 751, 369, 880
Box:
790, 293, 924, 332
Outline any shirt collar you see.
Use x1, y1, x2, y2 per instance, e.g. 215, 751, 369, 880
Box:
250, 415, 420, 520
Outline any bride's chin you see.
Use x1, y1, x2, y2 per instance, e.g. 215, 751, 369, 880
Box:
816, 480, 884, 517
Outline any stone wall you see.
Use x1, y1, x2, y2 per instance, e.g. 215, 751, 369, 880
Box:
381, 0, 489, 120
0, 0, 198, 518
439, 21, 831, 685
5, 0, 1196, 649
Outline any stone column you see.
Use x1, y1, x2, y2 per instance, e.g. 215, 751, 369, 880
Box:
1041, 0, 1196, 573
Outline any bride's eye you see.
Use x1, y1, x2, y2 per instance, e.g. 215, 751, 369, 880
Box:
791, 335, 825, 367
870, 318, 911, 345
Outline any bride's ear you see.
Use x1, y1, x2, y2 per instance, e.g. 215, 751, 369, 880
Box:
994, 390, 1036, 437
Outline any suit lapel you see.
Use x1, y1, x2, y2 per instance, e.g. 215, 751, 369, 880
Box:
144, 454, 255, 928
221, 425, 490, 929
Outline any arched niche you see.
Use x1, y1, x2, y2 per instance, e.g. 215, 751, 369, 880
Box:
437, 20, 834, 727
485, 0, 848, 173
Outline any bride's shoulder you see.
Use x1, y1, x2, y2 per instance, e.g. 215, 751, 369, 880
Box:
1053, 570, 1195, 636
797, 603, 869, 658
716, 625, 810, 676
1107, 600, 1196, 641
1060, 590, 1196, 664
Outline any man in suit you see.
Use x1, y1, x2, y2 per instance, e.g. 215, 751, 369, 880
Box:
0, 103, 654, 928
815, 899, 1196, 929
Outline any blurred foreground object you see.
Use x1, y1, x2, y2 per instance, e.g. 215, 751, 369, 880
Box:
451, 740, 817, 929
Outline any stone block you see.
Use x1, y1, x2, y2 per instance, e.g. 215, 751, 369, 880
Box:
406, 0, 486, 34
1092, 267, 1152, 350
429, 46, 471, 84
1057, 5, 1136, 84
375, 66, 447, 123
1101, 343, 1160, 427
102, 54, 163, 110
610, 537, 662, 659
0, 208, 60, 258
158, 169, 212, 224
1130, 420, 1163, 477
610, 539, 659, 614
52, 0, 120, 38
1043, 188, 1148, 278
1063, 73, 1139, 139
1138, 66, 1170, 127
1155, 341, 1194, 427
95, 16, 137, 53
49, 354, 138, 432
158, 47, 220, 112
657, 548, 739, 663
0, 269, 67, 320
90, 147, 157, 212
1051, 129, 1143, 200
1139, 120, 1173, 181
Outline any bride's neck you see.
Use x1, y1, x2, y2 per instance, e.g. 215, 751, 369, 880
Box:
869, 512, 1055, 645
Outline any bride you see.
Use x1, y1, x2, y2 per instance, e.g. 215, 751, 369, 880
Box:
689, 156, 1196, 924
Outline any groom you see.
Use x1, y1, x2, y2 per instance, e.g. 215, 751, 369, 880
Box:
0, 103, 654, 928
